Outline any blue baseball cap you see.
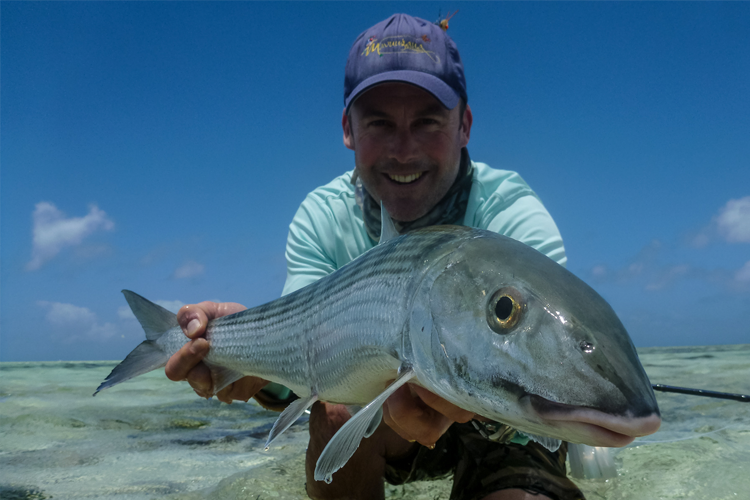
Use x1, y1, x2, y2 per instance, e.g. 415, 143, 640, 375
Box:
344, 14, 467, 112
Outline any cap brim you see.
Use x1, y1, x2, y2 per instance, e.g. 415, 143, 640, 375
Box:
345, 70, 460, 112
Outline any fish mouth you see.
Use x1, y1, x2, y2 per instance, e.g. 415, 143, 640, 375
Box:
524, 394, 661, 448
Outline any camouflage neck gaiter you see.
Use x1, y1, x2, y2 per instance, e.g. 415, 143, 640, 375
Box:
353, 148, 473, 243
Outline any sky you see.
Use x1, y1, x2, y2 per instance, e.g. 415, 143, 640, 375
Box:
1, 2, 748, 362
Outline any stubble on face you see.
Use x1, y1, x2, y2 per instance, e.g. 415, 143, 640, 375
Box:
345, 84, 470, 222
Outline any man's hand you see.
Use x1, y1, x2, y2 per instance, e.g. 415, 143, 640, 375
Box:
165, 301, 268, 404
382, 383, 474, 448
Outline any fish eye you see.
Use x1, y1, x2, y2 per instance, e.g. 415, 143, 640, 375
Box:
487, 287, 523, 333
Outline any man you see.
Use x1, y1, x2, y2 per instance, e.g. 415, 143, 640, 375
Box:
165, 14, 584, 500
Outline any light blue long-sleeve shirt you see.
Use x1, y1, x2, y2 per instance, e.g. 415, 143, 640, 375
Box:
282, 161, 566, 296
262, 161, 567, 401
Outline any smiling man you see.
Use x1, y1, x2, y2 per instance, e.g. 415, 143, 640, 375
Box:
166, 13, 580, 500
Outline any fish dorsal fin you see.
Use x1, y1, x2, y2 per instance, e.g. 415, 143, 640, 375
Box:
519, 431, 562, 452
265, 394, 318, 450
379, 202, 399, 244
314, 367, 416, 483
122, 290, 178, 341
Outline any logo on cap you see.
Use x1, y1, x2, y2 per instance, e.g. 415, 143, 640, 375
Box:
362, 35, 439, 63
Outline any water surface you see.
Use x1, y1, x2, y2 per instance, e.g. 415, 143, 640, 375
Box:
1, 345, 748, 499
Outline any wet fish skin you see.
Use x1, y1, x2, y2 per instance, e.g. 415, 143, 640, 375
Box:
95, 213, 660, 483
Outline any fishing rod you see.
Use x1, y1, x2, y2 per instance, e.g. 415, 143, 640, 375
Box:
652, 384, 750, 403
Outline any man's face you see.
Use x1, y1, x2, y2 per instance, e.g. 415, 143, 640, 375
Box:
343, 83, 472, 222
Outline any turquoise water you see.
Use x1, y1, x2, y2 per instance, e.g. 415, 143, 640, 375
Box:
1, 345, 748, 500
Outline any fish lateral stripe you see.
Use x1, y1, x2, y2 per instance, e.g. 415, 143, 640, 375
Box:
96, 223, 660, 484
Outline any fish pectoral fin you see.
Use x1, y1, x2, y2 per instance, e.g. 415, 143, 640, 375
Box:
264, 394, 318, 450
364, 407, 383, 439
344, 405, 362, 417
343, 405, 380, 438
204, 364, 247, 396
343, 405, 381, 437
518, 431, 562, 452
314, 367, 416, 484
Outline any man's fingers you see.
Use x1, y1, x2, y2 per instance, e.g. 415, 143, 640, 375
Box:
216, 376, 270, 404
382, 395, 417, 443
165, 338, 210, 381
176, 301, 248, 339
177, 302, 247, 339
216, 383, 235, 404
187, 362, 214, 398
176, 303, 210, 339
170, 301, 248, 402
411, 385, 474, 423
382, 384, 453, 447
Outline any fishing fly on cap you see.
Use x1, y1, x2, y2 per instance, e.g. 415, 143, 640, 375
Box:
436, 10, 458, 31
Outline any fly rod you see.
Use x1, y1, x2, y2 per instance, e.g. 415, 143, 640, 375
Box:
652, 384, 749, 403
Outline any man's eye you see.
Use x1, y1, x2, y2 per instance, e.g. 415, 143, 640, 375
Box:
368, 120, 388, 127
419, 118, 439, 126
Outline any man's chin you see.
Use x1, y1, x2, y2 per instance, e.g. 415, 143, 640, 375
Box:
381, 202, 431, 223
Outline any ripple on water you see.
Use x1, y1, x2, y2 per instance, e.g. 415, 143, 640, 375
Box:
0, 346, 747, 499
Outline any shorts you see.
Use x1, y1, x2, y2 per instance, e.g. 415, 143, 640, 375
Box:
384, 422, 585, 500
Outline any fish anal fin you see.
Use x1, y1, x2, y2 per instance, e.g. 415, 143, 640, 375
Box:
205, 364, 247, 395
314, 367, 416, 483
265, 394, 318, 449
519, 431, 562, 452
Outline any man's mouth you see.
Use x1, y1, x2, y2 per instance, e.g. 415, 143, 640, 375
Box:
388, 172, 423, 184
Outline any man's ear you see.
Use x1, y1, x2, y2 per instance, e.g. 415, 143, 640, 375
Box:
342, 109, 355, 151
460, 104, 473, 147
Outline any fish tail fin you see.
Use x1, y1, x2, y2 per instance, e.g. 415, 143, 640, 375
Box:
93, 290, 179, 396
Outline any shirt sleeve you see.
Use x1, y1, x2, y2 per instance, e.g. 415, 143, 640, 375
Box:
282, 196, 338, 296
467, 166, 567, 268
485, 195, 567, 268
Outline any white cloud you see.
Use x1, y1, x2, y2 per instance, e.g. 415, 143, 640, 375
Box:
118, 299, 185, 320
27, 202, 114, 270
645, 264, 691, 291
156, 300, 186, 313
173, 260, 205, 279
716, 196, 750, 243
39, 301, 117, 341
736, 261, 750, 283
591, 265, 607, 278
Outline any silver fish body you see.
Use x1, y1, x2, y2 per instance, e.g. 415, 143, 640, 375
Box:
96, 221, 660, 483
201, 225, 473, 404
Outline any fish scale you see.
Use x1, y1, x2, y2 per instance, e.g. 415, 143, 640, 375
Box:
96, 215, 660, 484
185, 227, 467, 402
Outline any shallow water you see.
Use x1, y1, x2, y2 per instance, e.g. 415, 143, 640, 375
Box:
1, 345, 748, 500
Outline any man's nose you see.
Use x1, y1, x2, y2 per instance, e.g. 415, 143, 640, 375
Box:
387, 130, 420, 164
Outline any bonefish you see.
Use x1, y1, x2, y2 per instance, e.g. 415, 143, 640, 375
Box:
95, 207, 660, 483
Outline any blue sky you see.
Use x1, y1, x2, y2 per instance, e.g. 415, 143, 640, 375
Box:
2, 2, 748, 362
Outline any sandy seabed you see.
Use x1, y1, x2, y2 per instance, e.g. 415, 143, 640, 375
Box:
1, 345, 748, 500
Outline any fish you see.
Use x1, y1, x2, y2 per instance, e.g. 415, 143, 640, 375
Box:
94, 206, 661, 483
